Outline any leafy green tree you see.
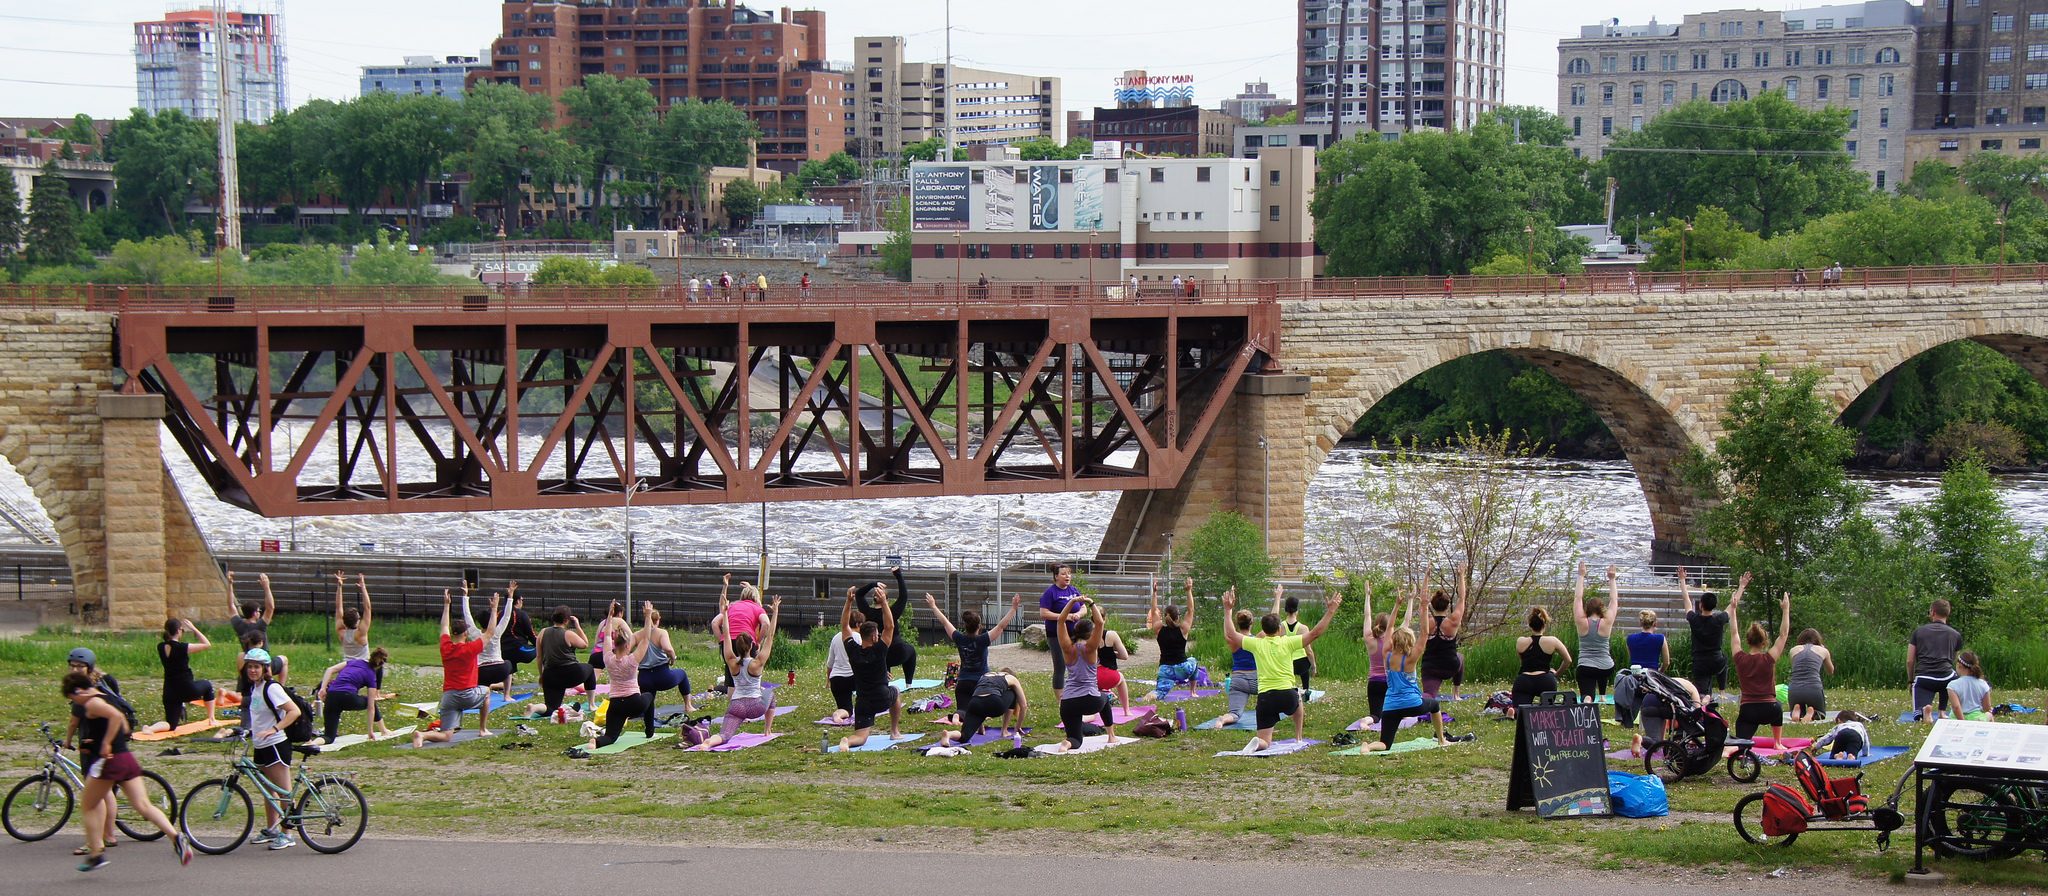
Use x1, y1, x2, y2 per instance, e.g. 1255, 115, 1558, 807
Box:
1010, 136, 1093, 160
347, 235, 445, 285
1901, 159, 1966, 201
655, 99, 758, 227
247, 244, 344, 285
1684, 358, 1864, 584
1604, 92, 1867, 237
1312, 121, 1596, 275
1351, 352, 1612, 456
795, 151, 860, 192
60, 114, 102, 159
531, 256, 658, 286
1258, 110, 1298, 126
453, 83, 577, 235
374, 93, 463, 239
1182, 511, 1274, 605
878, 197, 911, 280
899, 137, 966, 163
1919, 456, 2045, 636
24, 159, 81, 265
1481, 105, 1572, 146
106, 109, 216, 233
96, 233, 209, 283
561, 75, 658, 226
719, 179, 762, 229
1642, 206, 1759, 271
0, 173, 21, 259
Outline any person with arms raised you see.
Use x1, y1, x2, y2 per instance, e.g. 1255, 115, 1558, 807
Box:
1223, 587, 1340, 753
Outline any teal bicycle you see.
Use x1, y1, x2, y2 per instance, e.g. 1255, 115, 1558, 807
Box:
4, 723, 177, 843
177, 731, 367, 854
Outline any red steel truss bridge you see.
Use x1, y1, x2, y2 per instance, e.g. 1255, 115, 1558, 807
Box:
110, 285, 1280, 516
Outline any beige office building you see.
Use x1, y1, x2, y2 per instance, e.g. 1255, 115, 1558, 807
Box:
1559, 2, 1919, 192
854, 35, 1061, 157
905, 148, 1318, 284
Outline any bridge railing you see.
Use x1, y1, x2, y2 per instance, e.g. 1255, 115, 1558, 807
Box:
1281, 263, 2048, 298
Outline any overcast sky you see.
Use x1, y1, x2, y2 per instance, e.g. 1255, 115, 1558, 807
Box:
1, 0, 1827, 121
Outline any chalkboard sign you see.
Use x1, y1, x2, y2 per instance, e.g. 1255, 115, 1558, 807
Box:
1507, 692, 1612, 818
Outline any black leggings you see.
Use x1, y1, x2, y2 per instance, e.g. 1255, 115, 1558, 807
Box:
830, 674, 855, 713
637, 665, 691, 737
889, 639, 917, 684
540, 662, 597, 715
1380, 697, 1440, 746
958, 692, 1012, 742
1059, 694, 1112, 749
1293, 657, 1313, 695
162, 678, 214, 729
954, 676, 980, 714
1368, 679, 1388, 718
594, 692, 651, 748
320, 691, 382, 743
1575, 666, 1614, 703
476, 661, 512, 689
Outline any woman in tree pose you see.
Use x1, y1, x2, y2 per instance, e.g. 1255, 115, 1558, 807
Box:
926, 591, 1021, 716
1148, 575, 1198, 700
701, 595, 781, 750
1418, 564, 1468, 703
334, 571, 373, 661
1510, 607, 1572, 718
835, 586, 903, 752
1729, 591, 1792, 745
1572, 563, 1622, 714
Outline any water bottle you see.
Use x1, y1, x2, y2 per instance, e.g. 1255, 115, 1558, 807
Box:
1175, 707, 1187, 731
1011, 730, 1024, 750
787, 670, 796, 685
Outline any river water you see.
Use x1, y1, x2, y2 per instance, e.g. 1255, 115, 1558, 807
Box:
2, 438, 2046, 568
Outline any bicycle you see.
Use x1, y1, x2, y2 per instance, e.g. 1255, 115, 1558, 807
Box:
177, 731, 367, 855
1921, 775, 2048, 860
4, 722, 178, 844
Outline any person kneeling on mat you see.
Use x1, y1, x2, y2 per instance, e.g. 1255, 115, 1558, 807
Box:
1224, 587, 1340, 753
701, 595, 781, 750
836, 586, 904, 752
938, 670, 1027, 747
413, 590, 492, 748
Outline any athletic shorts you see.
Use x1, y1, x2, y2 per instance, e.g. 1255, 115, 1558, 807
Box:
253, 743, 293, 768
853, 686, 897, 731
86, 752, 141, 783
439, 686, 489, 731
1254, 688, 1298, 731
1734, 701, 1784, 739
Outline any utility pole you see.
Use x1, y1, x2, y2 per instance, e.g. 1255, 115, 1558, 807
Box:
212, 0, 243, 252
943, 0, 954, 160
1330, 0, 1352, 148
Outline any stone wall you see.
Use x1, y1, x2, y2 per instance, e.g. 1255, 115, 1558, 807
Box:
0, 311, 225, 627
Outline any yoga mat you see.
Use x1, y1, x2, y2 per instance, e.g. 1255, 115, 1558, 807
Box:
1347, 715, 1421, 732
813, 715, 854, 727
1196, 712, 1300, 731
1215, 738, 1323, 757
133, 718, 237, 742
1333, 737, 1442, 757
1305, 689, 1329, 703
662, 704, 795, 723
896, 678, 945, 691
962, 726, 1031, 746
826, 733, 924, 753
589, 732, 673, 754
320, 727, 415, 752
397, 728, 496, 749
688, 733, 781, 752
1033, 734, 1137, 755
1898, 711, 1925, 724
2000, 703, 2040, 714
194, 691, 241, 709
1057, 705, 1156, 728
1817, 746, 1910, 767
1157, 688, 1222, 703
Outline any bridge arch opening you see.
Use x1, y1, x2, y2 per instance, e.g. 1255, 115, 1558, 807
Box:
1313, 347, 1705, 562
1841, 333, 2048, 469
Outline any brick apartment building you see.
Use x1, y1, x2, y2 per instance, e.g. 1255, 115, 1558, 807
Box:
471, 0, 848, 173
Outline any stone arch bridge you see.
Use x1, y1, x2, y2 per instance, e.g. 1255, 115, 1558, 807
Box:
3, 282, 2046, 626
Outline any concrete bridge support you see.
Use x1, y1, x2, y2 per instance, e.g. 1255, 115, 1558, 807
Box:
0, 311, 226, 627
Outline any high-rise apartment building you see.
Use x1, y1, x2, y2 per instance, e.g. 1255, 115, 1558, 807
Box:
852, 35, 1060, 158
1221, 80, 1290, 122
361, 55, 489, 100
472, 1, 848, 172
1558, 3, 1918, 192
1910, 0, 2048, 167
1299, 0, 1504, 134
134, 7, 289, 124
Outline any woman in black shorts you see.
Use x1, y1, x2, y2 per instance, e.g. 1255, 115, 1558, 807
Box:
148, 617, 217, 732
836, 585, 903, 751
937, 669, 1028, 747
63, 671, 190, 872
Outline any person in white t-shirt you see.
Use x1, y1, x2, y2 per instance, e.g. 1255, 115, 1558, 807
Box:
239, 648, 301, 851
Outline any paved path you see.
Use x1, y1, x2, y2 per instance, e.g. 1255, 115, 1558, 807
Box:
3, 836, 1849, 894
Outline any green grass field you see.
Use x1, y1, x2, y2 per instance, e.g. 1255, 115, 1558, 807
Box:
3, 617, 2043, 885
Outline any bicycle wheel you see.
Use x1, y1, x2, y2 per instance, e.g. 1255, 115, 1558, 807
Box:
1732, 792, 1799, 847
1727, 751, 1762, 784
3, 772, 73, 842
1925, 780, 2025, 860
113, 770, 177, 842
294, 777, 367, 854
178, 779, 252, 855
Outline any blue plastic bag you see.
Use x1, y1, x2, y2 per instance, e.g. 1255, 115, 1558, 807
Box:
1607, 771, 1669, 818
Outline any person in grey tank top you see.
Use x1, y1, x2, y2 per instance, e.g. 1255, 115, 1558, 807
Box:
1786, 629, 1835, 721
333, 571, 373, 661
1572, 563, 1622, 715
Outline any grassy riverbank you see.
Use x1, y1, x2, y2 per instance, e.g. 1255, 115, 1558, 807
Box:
3, 619, 2043, 886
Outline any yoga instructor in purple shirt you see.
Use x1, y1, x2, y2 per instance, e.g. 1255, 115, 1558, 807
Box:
1040, 565, 1083, 690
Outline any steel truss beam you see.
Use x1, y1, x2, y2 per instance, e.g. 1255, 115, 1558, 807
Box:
117, 304, 1273, 516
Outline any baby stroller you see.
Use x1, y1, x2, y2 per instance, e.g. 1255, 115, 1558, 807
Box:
1622, 667, 1728, 781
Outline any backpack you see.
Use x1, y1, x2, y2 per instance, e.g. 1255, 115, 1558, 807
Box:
98, 690, 140, 733
1761, 782, 1814, 836
260, 683, 317, 743
1131, 711, 1173, 738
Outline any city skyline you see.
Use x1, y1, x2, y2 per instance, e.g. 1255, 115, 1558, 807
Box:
0, 0, 1833, 121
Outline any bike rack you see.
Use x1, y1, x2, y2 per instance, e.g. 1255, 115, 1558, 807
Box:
1912, 763, 2048, 874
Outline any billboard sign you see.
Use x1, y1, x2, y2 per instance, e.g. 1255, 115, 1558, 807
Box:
911, 167, 970, 231
1029, 165, 1060, 231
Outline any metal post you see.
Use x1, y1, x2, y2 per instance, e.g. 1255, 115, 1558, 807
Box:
1258, 435, 1270, 555
624, 479, 647, 606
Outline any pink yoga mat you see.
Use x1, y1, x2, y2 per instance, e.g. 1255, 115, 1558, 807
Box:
1056, 705, 1155, 728
689, 732, 782, 752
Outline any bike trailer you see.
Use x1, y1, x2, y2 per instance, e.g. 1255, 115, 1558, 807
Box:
1761, 782, 1814, 836
1790, 752, 1867, 820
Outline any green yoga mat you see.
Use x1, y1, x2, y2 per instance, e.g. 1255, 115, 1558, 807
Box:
1332, 738, 1441, 757
590, 732, 673, 754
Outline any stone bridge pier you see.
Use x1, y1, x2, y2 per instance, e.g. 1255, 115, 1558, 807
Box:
0, 311, 226, 627
1102, 284, 2048, 567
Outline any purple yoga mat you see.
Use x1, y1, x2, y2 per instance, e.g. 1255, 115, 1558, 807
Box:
1055, 705, 1155, 728
1157, 688, 1222, 703
964, 726, 1032, 746
693, 732, 782, 752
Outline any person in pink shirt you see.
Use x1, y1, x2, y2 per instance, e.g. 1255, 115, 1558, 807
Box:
572, 603, 654, 757
714, 573, 766, 642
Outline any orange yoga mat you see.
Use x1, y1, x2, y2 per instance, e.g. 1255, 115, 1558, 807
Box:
191, 690, 241, 709
132, 718, 237, 742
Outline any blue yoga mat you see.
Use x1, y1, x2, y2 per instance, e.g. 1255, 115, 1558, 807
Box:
1197, 713, 1299, 731
1817, 745, 1910, 767
825, 732, 924, 753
